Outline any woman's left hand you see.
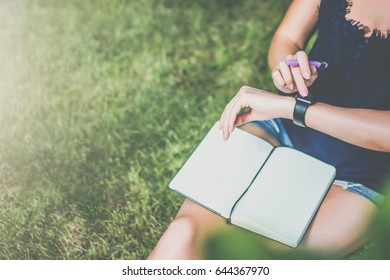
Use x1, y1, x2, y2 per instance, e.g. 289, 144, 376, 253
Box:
219, 86, 294, 140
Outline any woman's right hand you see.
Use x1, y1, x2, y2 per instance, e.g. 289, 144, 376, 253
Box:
271, 51, 318, 97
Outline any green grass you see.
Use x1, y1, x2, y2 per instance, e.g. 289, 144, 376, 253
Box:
2, 0, 387, 261
0, 0, 290, 259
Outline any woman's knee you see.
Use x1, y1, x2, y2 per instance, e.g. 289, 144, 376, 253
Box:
167, 215, 198, 242
147, 216, 199, 259
150, 200, 226, 259
175, 199, 226, 227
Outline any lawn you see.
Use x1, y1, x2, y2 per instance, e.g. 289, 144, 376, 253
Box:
1, 0, 388, 261
0, 0, 290, 259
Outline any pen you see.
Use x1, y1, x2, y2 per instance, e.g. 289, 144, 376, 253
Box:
284, 60, 328, 68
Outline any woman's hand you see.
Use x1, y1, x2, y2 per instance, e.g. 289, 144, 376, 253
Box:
219, 86, 294, 140
272, 51, 318, 97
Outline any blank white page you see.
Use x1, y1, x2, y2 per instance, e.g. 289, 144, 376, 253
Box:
231, 147, 335, 247
169, 122, 274, 218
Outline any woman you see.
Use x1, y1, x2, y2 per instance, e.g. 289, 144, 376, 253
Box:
148, 0, 390, 259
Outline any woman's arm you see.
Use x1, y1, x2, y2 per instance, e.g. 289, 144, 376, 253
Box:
268, 0, 319, 69
219, 86, 390, 152
268, 0, 320, 97
220, 1, 390, 151
306, 103, 390, 152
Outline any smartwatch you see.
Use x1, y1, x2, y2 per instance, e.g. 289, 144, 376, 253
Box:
293, 94, 316, 127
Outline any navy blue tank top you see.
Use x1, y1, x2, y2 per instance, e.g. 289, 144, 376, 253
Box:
281, 0, 390, 193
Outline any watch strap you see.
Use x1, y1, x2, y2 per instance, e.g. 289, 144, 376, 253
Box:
293, 94, 315, 127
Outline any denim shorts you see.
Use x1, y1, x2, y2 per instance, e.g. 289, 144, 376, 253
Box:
251, 119, 386, 207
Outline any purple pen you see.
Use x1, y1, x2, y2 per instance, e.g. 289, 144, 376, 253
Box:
284, 60, 328, 68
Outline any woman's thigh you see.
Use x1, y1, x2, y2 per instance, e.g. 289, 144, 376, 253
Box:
175, 199, 227, 240
301, 184, 378, 255
176, 184, 378, 257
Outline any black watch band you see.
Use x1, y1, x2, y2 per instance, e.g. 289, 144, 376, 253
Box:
293, 94, 315, 127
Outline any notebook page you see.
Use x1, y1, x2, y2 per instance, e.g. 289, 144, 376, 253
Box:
169, 122, 274, 218
230, 147, 335, 247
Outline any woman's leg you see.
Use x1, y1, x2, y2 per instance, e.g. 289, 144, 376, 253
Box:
148, 124, 379, 259
147, 199, 226, 259
301, 185, 378, 255
148, 185, 378, 259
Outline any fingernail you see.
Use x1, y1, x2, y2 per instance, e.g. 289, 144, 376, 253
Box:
301, 88, 308, 97
304, 70, 311, 79
289, 84, 295, 91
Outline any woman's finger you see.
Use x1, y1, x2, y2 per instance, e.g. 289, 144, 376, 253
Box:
291, 66, 309, 97
278, 60, 295, 91
220, 88, 243, 139
296, 51, 311, 80
306, 64, 318, 85
226, 94, 246, 136
220, 101, 233, 139
272, 70, 287, 89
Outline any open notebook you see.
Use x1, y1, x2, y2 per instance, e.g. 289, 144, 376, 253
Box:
169, 122, 336, 247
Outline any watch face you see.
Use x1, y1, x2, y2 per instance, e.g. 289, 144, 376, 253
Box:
295, 93, 314, 104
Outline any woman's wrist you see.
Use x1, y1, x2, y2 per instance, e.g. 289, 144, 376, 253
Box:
274, 94, 295, 120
